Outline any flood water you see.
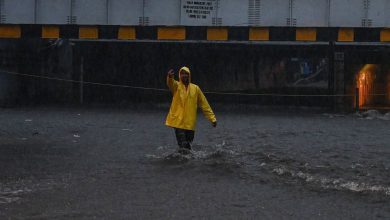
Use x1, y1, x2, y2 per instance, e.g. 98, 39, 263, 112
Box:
0, 107, 389, 219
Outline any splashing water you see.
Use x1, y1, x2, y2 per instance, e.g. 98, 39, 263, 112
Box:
146, 141, 390, 197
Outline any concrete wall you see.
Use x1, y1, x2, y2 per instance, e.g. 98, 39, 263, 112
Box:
0, 40, 333, 107
76, 42, 330, 106
0, 39, 74, 106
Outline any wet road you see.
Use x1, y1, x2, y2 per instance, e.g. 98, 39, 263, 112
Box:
0, 107, 389, 219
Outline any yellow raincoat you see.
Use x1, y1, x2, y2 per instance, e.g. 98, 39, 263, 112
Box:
165, 67, 216, 131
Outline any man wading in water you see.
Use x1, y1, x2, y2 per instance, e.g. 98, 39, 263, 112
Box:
166, 67, 217, 154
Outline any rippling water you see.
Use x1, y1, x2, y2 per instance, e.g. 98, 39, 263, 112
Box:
146, 140, 390, 198
0, 108, 389, 219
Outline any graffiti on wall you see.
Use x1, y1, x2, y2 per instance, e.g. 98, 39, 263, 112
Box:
285, 58, 328, 88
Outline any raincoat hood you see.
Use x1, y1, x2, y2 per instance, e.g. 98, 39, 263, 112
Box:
179, 66, 191, 83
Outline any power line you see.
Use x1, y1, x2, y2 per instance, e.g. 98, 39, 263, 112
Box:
1, 69, 383, 97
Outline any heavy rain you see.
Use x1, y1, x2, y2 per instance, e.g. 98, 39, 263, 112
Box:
1, 1, 390, 219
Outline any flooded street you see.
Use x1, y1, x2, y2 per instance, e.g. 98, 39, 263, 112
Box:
0, 107, 389, 219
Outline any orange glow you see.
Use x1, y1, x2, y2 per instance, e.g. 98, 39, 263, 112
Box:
357, 64, 377, 107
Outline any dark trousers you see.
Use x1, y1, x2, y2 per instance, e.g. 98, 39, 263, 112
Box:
174, 128, 195, 150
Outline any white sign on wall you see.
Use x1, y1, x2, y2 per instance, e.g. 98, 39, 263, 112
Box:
181, 0, 217, 26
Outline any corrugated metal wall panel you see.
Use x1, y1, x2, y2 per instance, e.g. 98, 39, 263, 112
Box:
386, 1, 390, 27
260, 0, 290, 27
109, 0, 142, 25
218, 0, 248, 26
145, 0, 181, 26
330, 0, 364, 27
72, 0, 107, 25
366, 0, 387, 27
36, 0, 71, 24
293, 0, 328, 27
2, 0, 35, 24
2, 0, 390, 28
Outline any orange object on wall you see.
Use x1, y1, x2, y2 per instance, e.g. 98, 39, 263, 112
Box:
357, 64, 377, 107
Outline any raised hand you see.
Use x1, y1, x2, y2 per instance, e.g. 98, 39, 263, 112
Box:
167, 69, 174, 78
